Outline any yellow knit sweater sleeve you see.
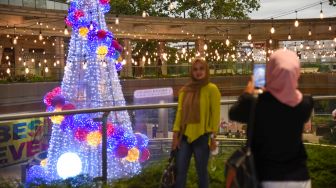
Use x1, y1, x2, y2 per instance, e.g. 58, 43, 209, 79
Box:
173, 92, 184, 132
208, 83, 221, 134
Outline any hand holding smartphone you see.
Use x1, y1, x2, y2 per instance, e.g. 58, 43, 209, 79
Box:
253, 64, 266, 89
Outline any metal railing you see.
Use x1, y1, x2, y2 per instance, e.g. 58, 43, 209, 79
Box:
1, 62, 335, 82
0, 96, 335, 184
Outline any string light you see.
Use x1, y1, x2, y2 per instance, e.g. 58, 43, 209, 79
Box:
225, 29, 230, 46
203, 43, 208, 50
115, 15, 119, 25
288, 27, 291, 40
270, 18, 275, 34
64, 25, 69, 35
13, 27, 17, 45
247, 25, 252, 41
39, 30, 43, 40
319, 2, 324, 19
142, 11, 147, 18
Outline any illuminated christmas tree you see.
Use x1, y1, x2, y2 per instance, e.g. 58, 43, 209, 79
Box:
26, 0, 150, 183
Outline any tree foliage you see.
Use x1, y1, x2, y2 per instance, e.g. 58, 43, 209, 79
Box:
329, 0, 336, 6
110, 0, 260, 20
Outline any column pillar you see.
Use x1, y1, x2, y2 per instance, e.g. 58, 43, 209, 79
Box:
55, 37, 65, 66
54, 37, 65, 80
158, 41, 167, 76
121, 38, 132, 77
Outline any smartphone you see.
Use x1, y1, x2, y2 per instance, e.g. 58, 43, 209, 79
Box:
253, 64, 266, 88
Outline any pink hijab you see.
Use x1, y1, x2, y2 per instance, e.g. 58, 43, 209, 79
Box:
266, 49, 302, 107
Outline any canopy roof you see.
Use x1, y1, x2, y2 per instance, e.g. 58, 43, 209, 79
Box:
0, 4, 335, 41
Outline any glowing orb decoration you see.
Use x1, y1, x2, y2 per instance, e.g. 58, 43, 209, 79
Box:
86, 131, 102, 147
125, 147, 140, 162
26, 165, 46, 183
40, 159, 48, 167
79, 27, 89, 38
56, 152, 82, 179
97, 46, 108, 57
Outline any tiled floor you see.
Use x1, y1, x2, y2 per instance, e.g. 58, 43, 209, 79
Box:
0, 164, 24, 180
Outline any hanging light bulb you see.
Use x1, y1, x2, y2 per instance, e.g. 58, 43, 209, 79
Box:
12, 27, 18, 45
25, 67, 29, 74
225, 38, 230, 46
44, 66, 49, 73
247, 32, 252, 41
6, 68, 10, 74
182, 47, 186, 54
320, 2, 324, 19
203, 43, 208, 51
64, 25, 69, 35
115, 15, 119, 25
308, 29, 312, 36
39, 31, 43, 40
294, 20, 299, 27
288, 33, 291, 40
270, 26, 275, 34
270, 18, 275, 34
329, 24, 332, 31
269, 38, 273, 44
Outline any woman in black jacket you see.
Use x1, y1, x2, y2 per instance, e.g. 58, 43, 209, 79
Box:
229, 49, 313, 188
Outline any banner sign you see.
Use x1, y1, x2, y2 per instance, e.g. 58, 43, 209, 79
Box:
0, 118, 48, 168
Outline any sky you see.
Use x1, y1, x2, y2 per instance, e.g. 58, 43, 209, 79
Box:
249, 0, 336, 19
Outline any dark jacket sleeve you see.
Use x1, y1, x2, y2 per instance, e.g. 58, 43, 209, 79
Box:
229, 93, 256, 123
302, 96, 314, 123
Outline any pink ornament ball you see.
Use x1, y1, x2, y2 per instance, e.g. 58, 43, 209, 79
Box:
74, 128, 89, 142
115, 144, 128, 158
112, 40, 123, 53
97, 30, 107, 39
99, 0, 110, 5
139, 148, 150, 163
62, 103, 76, 111
107, 123, 115, 137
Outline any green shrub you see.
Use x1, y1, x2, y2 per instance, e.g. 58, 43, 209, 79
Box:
1, 145, 335, 187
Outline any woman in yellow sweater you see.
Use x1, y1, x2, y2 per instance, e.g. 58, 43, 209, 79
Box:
172, 58, 221, 188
